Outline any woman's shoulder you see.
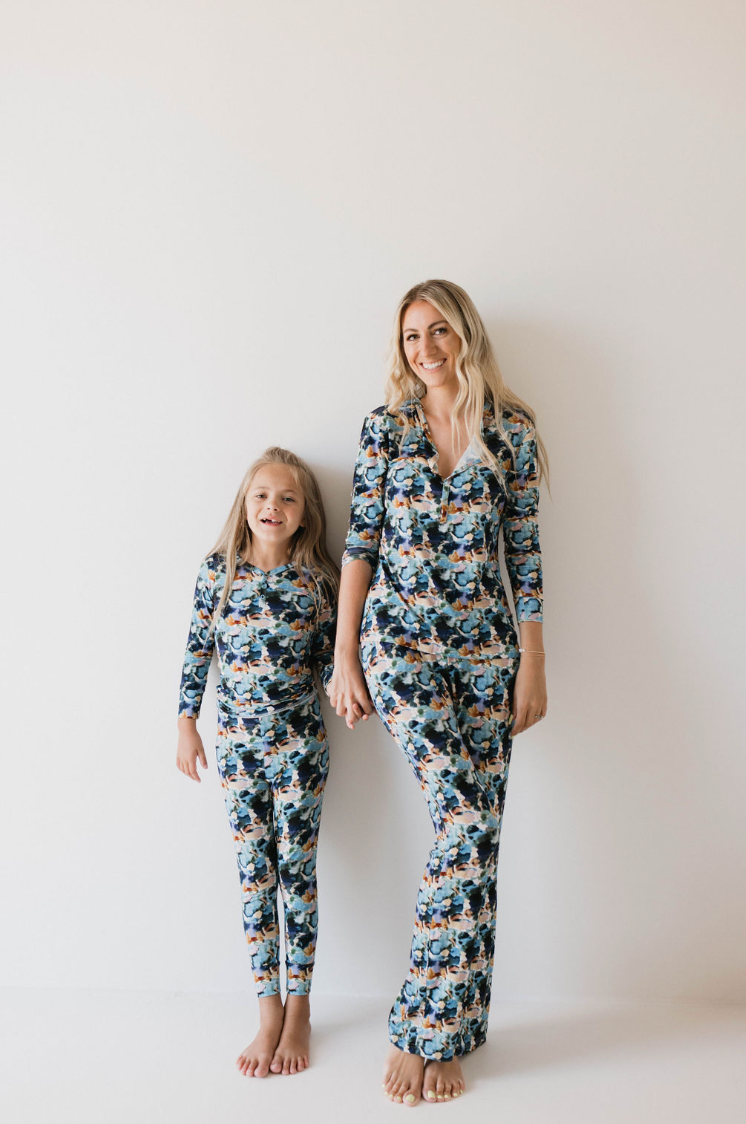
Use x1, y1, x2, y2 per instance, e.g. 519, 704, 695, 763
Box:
496, 404, 536, 443
360, 400, 416, 432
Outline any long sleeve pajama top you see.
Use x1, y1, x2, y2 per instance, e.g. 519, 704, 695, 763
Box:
178, 553, 336, 719
341, 397, 543, 659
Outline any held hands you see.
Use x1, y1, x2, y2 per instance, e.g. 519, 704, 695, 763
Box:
328, 654, 375, 730
176, 717, 208, 782
511, 652, 548, 735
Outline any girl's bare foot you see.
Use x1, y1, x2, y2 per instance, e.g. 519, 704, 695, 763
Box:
382, 1043, 424, 1105
422, 1057, 465, 1102
236, 994, 284, 1078
270, 994, 311, 1075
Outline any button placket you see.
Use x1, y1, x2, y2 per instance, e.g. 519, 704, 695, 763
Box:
440, 480, 450, 522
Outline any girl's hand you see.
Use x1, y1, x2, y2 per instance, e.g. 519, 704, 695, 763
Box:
511, 654, 548, 736
176, 718, 208, 782
328, 654, 375, 730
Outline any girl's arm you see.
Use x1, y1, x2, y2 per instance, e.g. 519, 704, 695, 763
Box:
310, 577, 337, 695
176, 557, 219, 781
329, 409, 389, 730
502, 417, 547, 734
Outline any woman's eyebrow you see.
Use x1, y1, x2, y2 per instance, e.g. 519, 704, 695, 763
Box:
403, 320, 447, 332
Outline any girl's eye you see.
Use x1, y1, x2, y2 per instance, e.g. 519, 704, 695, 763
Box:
284, 497, 295, 503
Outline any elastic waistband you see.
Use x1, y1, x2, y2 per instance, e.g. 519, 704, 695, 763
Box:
217, 688, 318, 726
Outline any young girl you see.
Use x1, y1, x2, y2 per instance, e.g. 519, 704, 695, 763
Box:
176, 447, 338, 1078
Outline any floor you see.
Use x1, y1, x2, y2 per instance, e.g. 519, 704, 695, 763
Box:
2, 990, 745, 1123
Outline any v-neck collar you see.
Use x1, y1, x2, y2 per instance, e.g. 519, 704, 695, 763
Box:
410, 397, 491, 481
238, 553, 294, 577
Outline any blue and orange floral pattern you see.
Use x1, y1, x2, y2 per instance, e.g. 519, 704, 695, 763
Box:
179, 554, 336, 996
343, 397, 543, 1059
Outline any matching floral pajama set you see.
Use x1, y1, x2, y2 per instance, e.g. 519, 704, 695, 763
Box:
342, 397, 543, 1060
178, 394, 542, 1059
179, 555, 336, 996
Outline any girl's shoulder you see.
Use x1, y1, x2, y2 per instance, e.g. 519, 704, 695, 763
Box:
293, 563, 336, 604
200, 551, 226, 578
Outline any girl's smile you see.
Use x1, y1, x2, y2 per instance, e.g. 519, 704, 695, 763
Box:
245, 464, 305, 555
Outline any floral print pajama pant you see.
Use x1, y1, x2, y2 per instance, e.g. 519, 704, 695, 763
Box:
362, 637, 519, 1060
215, 695, 329, 997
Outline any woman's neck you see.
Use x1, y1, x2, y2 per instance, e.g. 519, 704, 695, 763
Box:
420, 381, 459, 424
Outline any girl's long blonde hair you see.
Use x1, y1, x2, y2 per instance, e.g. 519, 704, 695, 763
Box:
384, 279, 549, 484
209, 447, 339, 624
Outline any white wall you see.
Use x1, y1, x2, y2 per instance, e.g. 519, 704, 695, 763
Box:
2, 0, 745, 1004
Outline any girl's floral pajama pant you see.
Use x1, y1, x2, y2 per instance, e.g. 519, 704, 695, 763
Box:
215, 694, 329, 997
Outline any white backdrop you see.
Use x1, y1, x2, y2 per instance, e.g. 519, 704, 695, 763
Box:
2, 0, 745, 1004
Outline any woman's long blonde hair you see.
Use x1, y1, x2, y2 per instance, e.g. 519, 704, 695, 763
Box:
384, 279, 549, 484
209, 447, 339, 624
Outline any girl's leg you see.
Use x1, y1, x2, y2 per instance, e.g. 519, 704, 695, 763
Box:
267, 699, 330, 1074
216, 721, 284, 1077
362, 642, 515, 1075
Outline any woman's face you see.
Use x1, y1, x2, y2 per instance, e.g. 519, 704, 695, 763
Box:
401, 300, 460, 391
245, 464, 305, 549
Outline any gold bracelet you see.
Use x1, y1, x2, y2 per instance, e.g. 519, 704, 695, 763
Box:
518, 648, 545, 655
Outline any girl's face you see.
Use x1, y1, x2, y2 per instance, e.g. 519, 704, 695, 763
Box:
245, 464, 305, 549
401, 300, 460, 391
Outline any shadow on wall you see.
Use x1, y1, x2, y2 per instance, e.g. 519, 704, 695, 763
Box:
487, 315, 745, 1003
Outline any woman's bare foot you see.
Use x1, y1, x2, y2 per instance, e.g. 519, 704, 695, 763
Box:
422, 1057, 465, 1102
236, 994, 284, 1078
269, 994, 311, 1075
382, 1043, 424, 1105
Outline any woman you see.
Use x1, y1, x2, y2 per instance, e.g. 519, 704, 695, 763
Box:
329, 279, 548, 1106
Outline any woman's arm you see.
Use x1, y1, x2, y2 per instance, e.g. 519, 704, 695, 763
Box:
512, 620, 547, 734
502, 418, 547, 734
329, 409, 389, 729
328, 559, 376, 729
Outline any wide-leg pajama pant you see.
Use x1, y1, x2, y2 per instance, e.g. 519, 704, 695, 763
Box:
215, 694, 329, 997
362, 636, 518, 1060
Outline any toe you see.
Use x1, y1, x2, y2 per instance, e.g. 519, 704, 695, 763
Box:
282, 1056, 291, 1075
255, 1059, 269, 1078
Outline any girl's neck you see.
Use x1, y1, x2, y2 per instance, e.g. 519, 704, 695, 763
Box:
244, 541, 293, 574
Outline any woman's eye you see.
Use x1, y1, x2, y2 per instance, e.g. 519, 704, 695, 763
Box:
405, 334, 417, 342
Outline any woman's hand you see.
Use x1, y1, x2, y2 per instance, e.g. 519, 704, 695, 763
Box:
511, 653, 548, 735
328, 653, 375, 730
176, 717, 208, 782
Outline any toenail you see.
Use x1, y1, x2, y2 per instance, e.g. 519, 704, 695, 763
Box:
426, 1091, 436, 1100
405, 1094, 415, 1103
437, 1095, 444, 1101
